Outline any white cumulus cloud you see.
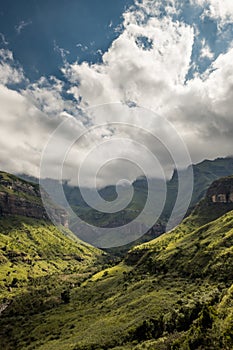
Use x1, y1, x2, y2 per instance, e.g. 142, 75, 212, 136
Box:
192, 0, 233, 23
1, 0, 233, 187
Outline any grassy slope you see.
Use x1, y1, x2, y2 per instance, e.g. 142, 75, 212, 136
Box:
0, 171, 41, 204
131, 209, 233, 281
0, 216, 103, 301
0, 171, 106, 307
1, 209, 233, 349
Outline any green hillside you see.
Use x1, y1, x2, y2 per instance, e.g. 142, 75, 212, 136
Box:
0, 216, 103, 300
1, 178, 233, 350
0, 172, 105, 303
0, 171, 41, 203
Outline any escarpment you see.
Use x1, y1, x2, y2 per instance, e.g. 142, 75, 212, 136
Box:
0, 172, 68, 227
207, 176, 233, 203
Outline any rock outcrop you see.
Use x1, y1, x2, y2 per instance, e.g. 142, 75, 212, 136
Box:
207, 176, 233, 204
0, 172, 69, 227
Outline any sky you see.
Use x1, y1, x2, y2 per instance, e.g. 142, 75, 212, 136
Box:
1, 0, 233, 188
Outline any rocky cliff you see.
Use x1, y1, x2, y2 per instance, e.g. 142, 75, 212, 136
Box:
0, 172, 68, 227
207, 175, 233, 203
181, 175, 233, 228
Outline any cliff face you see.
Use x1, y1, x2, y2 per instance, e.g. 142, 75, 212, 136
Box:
207, 176, 233, 203
0, 172, 68, 227
181, 175, 233, 228
0, 191, 46, 218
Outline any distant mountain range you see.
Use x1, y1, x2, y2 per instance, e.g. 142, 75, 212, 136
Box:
19, 156, 233, 250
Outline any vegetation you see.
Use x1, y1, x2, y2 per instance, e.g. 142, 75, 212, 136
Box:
0, 170, 233, 349
0, 216, 104, 300
0, 171, 42, 204
0, 208, 233, 349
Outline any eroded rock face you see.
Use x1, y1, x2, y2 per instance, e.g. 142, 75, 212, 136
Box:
207, 177, 233, 204
0, 172, 69, 227
0, 191, 47, 218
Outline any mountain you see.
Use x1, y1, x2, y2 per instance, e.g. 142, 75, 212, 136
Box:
168, 156, 233, 214
1, 175, 233, 349
0, 172, 105, 301
19, 156, 233, 251
107, 156, 233, 254
0, 171, 68, 227
126, 174, 233, 274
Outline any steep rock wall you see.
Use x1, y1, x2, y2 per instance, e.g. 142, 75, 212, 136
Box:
0, 172, 69, 227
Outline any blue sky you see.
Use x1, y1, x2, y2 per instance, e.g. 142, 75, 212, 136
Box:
0, 0, 134, 80
0, 0, 233, 187
0, 0, 232, 82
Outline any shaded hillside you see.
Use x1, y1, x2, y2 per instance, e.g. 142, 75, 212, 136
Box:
168, 157, 233, 215
186, 175, 233, 228
18, 157, 233, 252
106, 157, 233, 254
1, 176, 233, 349
19, 157, 233, 250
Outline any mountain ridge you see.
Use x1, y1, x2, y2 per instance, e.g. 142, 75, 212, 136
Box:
0, 171, 69, 227
18, 156, 233, 251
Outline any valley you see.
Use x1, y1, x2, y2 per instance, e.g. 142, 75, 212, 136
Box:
0, 164, 233, 349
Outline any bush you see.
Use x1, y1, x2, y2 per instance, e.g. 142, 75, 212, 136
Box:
61, 290, 71, 304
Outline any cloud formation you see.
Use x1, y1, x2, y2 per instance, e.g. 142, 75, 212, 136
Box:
193, 0, 233, 22
0, 49, 25, 85
15, 20, 32, 35
0, 0, 233, 187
